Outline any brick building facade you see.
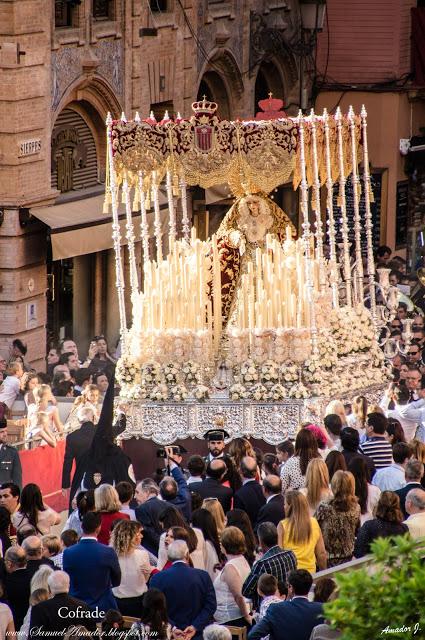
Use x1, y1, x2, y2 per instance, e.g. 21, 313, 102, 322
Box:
315, 0, 425, 266
0, 0, 302, 367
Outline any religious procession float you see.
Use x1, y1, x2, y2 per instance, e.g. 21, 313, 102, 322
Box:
104, 96, 396, 444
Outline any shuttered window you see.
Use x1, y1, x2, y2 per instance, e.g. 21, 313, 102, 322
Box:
51, 108, 99, 193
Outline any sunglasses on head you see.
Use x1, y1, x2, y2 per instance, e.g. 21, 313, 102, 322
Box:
93, 335, 105, 341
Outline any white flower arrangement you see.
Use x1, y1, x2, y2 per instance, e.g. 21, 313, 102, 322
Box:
260, 359, 279, 383
163, 362, 180, 384
268, 384, 287, 400
193, 384, 210, 402
169, 384, 188, 402
116, 356, 140, 386
181, 360, 202, 384
288, 382, 310, 399
149, 384, 168, 402
141, 361, 162, 385
239, 359, 259, 384
120, 385, 148, 401
249, 383, 269, 401
279, 363, 298, 383
229, 383, 248, 400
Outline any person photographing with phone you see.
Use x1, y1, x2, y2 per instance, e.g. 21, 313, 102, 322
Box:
159, 446, 192, 523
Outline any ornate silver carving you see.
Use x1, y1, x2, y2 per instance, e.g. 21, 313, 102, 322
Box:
119, 384, 386, 445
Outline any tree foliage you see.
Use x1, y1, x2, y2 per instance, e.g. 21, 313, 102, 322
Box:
324, 536, 425, 640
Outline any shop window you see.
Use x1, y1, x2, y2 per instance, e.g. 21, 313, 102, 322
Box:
93, 0, 114, 19
55, 0, 79, 28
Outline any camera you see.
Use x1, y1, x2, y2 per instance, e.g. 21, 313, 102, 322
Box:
156, 446, 182, 458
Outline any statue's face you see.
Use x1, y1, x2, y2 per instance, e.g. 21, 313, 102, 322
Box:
246, 197, 260, 217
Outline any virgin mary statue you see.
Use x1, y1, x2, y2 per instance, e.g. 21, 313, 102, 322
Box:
216, 191, 296, 328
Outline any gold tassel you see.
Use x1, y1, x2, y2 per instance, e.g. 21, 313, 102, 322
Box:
102, 199, 110, 214
145, 196, 151, 210
121, 188, 127, 204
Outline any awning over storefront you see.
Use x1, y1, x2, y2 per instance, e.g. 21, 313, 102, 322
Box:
32, 193, 168, 261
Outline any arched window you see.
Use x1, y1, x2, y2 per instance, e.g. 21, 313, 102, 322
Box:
197, 71, 231, 120
254, 61, 285, 115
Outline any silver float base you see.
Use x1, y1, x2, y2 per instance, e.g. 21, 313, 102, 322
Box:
119, 385, 385, 445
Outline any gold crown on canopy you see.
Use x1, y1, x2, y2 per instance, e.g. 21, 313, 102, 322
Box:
191, 95, 218, 116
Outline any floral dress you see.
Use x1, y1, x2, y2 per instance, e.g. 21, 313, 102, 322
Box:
315, 500, 361, 567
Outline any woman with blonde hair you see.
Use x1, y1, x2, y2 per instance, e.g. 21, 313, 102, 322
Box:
202, 498, 226, 537
316, 470, 361, 567
65, 384, 101, 430
94, 484, 129, 545
110, 519, 152, 616
300, 458, 332, 515
27, 384, 63, 441
347, 395, 368, 434
277, 490, 327, 574
325, 400, 348, 428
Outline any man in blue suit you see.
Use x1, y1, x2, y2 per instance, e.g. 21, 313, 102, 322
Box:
63, 511, 121, 620
248, 570, 324, 640
159, 446, 191, 522
150, 540, 216, 640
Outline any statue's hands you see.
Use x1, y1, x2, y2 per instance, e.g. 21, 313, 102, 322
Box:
228, 230, 246, 255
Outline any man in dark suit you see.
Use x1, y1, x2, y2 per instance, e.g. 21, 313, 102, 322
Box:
29, 570, 97, 638
0, 419, 22, 487
2, 545, 32, 629
395, 458, 424, 517
63, 511, 121, 618
135, 478, 167, 555
159, 447, 191, 522
203, 428, 229, 463
150, 540, 216, 640
189, 459, 233, 513
62, 406, 127, 508
248, 570, 324, 640
22, 536, 55, 577
61, 408, 96, 507
234, 456, 266, 526
255, 475, 285, 530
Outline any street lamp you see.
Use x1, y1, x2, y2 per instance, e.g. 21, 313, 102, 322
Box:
300, 0, 327, 31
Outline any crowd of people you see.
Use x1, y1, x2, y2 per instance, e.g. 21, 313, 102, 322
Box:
0, 412, 421, 640
0, 246, 423, 639
0, 335, 119, 449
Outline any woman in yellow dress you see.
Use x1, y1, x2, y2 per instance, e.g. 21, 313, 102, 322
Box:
277, 490, 327, 574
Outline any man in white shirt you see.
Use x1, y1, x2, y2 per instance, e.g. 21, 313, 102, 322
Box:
0, 362, 23, 418
380, 385, 418, 441
403, 383, 425, 442
372, 442, 411, 492
405, 488, 425, 540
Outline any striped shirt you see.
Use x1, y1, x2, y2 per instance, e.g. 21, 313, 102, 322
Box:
242, 545, 297, 610
358, 437, 393, 470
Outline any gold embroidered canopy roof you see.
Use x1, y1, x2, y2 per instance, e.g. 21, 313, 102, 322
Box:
109, 100, 361, 195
